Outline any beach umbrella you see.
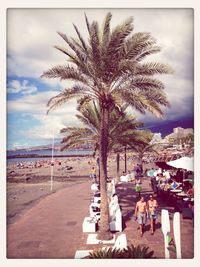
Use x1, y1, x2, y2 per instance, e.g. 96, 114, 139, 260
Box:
166, 156, 193, 171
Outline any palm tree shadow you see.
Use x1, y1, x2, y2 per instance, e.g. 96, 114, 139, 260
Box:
122, 210, 134, 230
155, 222, 161, 230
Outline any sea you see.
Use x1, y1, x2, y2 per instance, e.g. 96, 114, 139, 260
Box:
7, 149, 93, 164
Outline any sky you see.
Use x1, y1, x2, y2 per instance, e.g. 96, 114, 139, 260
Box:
7, 8, 194, 150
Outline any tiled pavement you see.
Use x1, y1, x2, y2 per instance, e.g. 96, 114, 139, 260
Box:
7, 176, 194, 259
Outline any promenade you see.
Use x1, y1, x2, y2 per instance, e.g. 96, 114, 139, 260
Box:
7, 176, 193, 259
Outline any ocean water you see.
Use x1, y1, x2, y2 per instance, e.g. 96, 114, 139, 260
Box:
7, 149, 93, 164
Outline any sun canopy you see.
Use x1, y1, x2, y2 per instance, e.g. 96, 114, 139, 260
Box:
167, 156, 194, 172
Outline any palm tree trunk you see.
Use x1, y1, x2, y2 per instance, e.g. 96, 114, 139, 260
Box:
116, 153, 120, 183
139, 153, 143, 174
97, 106, 112, 240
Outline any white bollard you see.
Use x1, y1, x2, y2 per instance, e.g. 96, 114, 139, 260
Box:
173, 212, 182, 258
161, 209, 170, 259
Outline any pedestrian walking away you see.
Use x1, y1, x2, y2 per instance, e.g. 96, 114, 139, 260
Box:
134, 196, 148, 237
147, 194, 158, 235
135, 182, 142, 198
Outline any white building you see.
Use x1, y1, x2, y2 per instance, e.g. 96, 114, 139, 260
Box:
150, 133, 162, 145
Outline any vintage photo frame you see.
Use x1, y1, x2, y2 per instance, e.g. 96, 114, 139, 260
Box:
1, 0, 200, 266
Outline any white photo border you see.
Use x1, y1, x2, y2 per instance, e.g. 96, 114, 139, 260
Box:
1, 0, 200, 267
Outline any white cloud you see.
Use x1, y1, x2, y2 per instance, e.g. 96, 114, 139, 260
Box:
25, 115, 80, 140
7, 79, 38, 94
7, 8, 193, 81
8, 142, 29, 150
7, 90, 80, 140
6, 9, 194, 146
7, 90, 77, 114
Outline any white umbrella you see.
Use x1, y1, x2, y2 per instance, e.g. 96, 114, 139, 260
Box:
167, 156, 194, 171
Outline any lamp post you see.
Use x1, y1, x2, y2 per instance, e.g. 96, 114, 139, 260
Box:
124, 145, 127, 173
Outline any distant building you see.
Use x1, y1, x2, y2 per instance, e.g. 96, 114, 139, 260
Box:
173, 127, 193, 138
150, 133, 162, 145
163, 127, 194, 146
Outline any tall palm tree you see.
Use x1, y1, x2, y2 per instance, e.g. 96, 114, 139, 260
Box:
41, 12, 173, 239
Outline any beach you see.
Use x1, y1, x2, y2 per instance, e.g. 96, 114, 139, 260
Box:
7, 155, 136, 225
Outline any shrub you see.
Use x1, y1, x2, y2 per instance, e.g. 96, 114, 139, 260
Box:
123, 244, 155, 258
84, 244, 155, 259
84, 247, 122, 259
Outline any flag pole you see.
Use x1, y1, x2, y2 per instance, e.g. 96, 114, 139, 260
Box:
50, 127, 55, 192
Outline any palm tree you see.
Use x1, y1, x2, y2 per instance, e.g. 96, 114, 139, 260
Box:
41, 12, 173, 239
133, 131, 160, 173
60, 103, 147, 181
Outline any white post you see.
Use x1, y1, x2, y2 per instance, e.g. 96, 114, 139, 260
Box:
161, 209, 170, 259
50, 128, 55, 192
173, 212, 182, 258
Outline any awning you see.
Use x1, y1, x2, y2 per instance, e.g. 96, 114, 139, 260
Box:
167, 156, 194, 172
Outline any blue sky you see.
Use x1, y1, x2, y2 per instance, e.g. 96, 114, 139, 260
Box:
7, 8, 194, 149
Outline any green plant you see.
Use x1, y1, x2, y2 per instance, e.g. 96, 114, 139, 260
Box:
167, 235, 176, 253
123, 244, 155, 258
84, 244, 155, 259
84, 247, 123, 259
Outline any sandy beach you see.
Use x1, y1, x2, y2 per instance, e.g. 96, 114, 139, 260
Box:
7, 154, 137, 224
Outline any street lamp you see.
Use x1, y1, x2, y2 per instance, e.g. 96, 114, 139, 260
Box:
124, 145, 127, 173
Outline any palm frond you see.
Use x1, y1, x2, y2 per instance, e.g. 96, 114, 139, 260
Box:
73, 23, 89, 53
77, 95, 93, 112
53, 45, 80, 63
57, 31, 86, 62
142, 99, 164, 118
88, 20, 102, 76
129, 76, 165, 90
107, 16, 134, 55
41, 64, 88, 83
47, 85, 92, 114
135, 62, 174, 75
123, 32, 156, 60
136, 45, 161, 61
117, 90, 147, 114
101, 12, 112, 51
84, 13, 91, 34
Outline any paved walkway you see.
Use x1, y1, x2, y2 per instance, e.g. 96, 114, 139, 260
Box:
77, 176, 194, 259
116, 177, 193, 259
7, 181, 91, 258
7, 176, 194, 259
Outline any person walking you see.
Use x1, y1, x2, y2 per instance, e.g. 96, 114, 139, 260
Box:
135, 182, 142, 198
147, 194, 158, 235
90, 166, 97, 183
149, 168, 154, 178
134, 196, 148, 237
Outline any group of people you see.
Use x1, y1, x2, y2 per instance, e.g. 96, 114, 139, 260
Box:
134, 194, 158, 236
89, 161, 194, 238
